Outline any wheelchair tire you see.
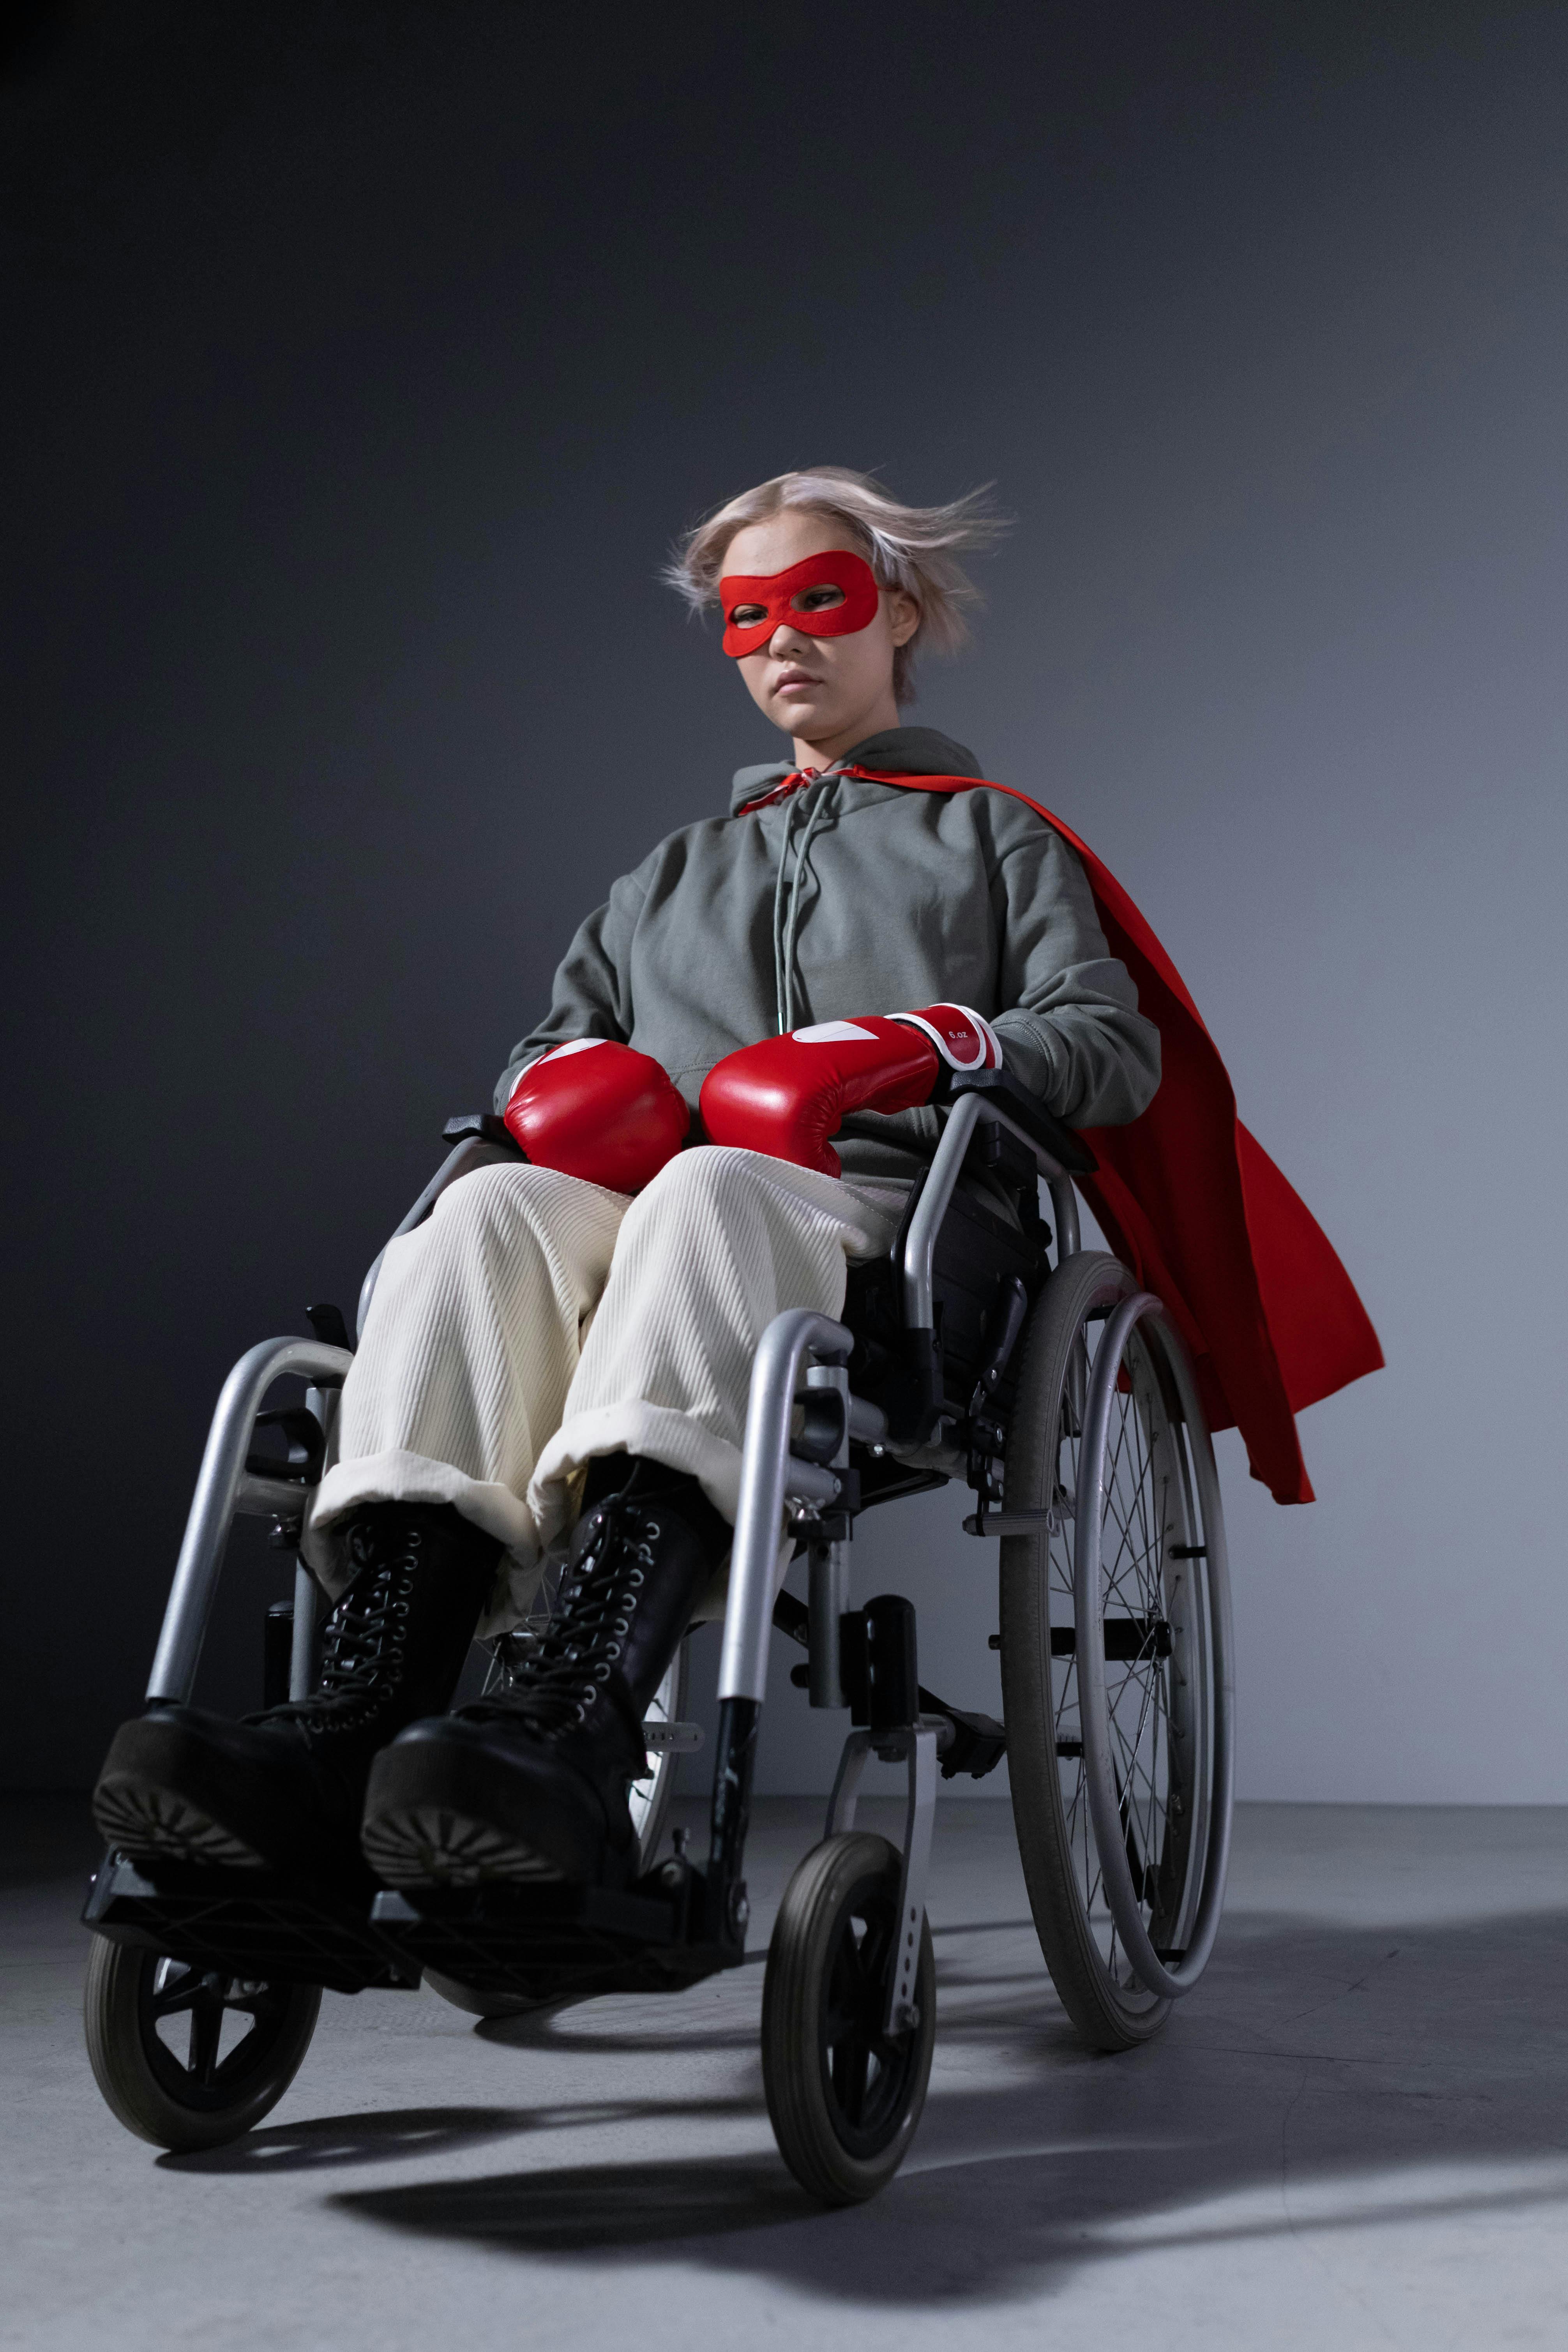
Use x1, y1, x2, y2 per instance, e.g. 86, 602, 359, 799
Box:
999, 1250, 1233, 2051
83, 1933, 321, 2152
761, 1832, 935, 2205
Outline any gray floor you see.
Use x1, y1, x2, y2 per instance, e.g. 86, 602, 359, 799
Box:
7, 1793, 1568, 2352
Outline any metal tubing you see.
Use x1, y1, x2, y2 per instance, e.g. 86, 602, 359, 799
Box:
803, 1362, 852, 1709
145, 1337, 354, 1705
982, 1098, 1070, 1185
808, 1538, 851, 1707
233, 1471, 315, 1519
885, 1724, 938, 2035
902, 1091, 1070, 1329
718, 1309, 852, 1706
846, 1394, 888, 1445
288, 1560, 318, 1702
825, 1729, 871, 1837
307, 1382, 341, 1472
706, 1694, 761, 1948
287, 1377, 335, 1700
901, 1091, 983, 1328
783, 1457, 842, 1508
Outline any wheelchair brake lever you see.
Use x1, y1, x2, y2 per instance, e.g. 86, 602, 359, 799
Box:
969, 1274, 1029, 1420
244, 1405, 326, 1485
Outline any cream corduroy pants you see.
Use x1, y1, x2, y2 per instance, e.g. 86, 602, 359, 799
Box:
303, 1146, 903, 1635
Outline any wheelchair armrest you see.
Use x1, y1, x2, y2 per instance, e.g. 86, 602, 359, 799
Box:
939, 1066, 1098, 1177
442, 1112, 525, 1155
357, 1117, 526, 1339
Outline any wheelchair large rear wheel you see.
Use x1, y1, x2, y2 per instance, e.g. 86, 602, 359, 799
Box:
84, 1934, 321, 2151
761, 1832, 935, 2205
999, 1250, 1234, 2050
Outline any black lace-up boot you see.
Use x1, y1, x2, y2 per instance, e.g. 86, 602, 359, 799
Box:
92, 1504, 499, 1879
360, 1458, 728, 1890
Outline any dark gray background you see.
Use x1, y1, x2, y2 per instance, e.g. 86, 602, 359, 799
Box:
5, 2, 1564, 1799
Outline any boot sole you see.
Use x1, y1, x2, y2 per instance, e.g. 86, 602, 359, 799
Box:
92, 1775, 269, 1872
92, 1713, 364, 1881
360, 1803, 566, 1889
362, 1729, 632, 1891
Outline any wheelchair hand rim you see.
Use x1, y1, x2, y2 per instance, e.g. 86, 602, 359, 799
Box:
1074, 1290, 1235, 2001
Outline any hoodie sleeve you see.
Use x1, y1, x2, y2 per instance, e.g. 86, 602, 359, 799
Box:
989, 823, 1162, 1128
492, 870, 649, 1111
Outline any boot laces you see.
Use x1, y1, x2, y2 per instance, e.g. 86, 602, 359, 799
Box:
263, 1533, 415, 1734
465, 1497, 656, 1739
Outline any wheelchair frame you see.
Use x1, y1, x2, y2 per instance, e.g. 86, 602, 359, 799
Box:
84, 1065, 1234, 2188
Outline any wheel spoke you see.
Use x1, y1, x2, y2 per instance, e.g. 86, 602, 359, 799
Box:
186, 1981, 227, 2082
1113, 1661, 1161, 1790
1089, 1347, 1179, 1954
149, 1967, 202, 2019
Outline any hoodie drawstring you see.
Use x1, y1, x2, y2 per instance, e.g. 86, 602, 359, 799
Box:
771, 777, 832, 1033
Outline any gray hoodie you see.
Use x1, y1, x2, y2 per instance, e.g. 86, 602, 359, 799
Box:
496, 727, 1160, 1185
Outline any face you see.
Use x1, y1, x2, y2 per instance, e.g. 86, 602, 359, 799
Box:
720, 510, 918, 750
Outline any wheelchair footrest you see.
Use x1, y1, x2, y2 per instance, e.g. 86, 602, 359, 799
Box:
83, 1851, 420, 1994
369, 1868, 733, 2008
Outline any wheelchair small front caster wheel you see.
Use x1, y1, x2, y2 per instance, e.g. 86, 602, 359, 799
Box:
761, 1831, 935, 2205
83, 1934, 321, 2151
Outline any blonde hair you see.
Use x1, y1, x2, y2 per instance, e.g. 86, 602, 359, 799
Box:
664, 465, 1008, 703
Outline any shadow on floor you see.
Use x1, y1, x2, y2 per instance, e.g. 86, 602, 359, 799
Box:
164, 2090, 768, 2175
328, 1902, 1568, 2307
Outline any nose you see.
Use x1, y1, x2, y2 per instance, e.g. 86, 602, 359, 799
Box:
767, 622, 813, 659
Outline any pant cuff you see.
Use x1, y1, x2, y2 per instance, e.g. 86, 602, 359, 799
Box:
528, 1405, 745, 1555
304, 1448, 542, 1633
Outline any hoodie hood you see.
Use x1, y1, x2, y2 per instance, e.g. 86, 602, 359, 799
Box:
727, 725, 982, 817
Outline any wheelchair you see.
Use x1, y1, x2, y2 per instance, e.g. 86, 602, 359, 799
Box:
81, 1066, 1234, 2205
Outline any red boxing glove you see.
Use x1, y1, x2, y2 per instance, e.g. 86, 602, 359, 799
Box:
700, 1005, 1002, 1178
503, 1039, 689, 1194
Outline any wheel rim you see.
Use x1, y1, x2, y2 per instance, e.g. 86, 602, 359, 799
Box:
1074, 1294, 1234, 1999
136, 1955, 300, 2112
817, 1877, 924, 2161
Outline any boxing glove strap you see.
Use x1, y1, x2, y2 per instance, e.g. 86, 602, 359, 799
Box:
887, 1004, 1001, 1074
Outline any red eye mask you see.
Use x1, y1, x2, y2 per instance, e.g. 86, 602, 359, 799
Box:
719, 549, 881, 657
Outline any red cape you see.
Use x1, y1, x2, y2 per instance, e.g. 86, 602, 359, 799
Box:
846, 767, 1384, 1504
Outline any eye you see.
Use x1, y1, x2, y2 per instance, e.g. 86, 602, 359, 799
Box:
727, 603, 767, 629
791, 584, 847, 614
